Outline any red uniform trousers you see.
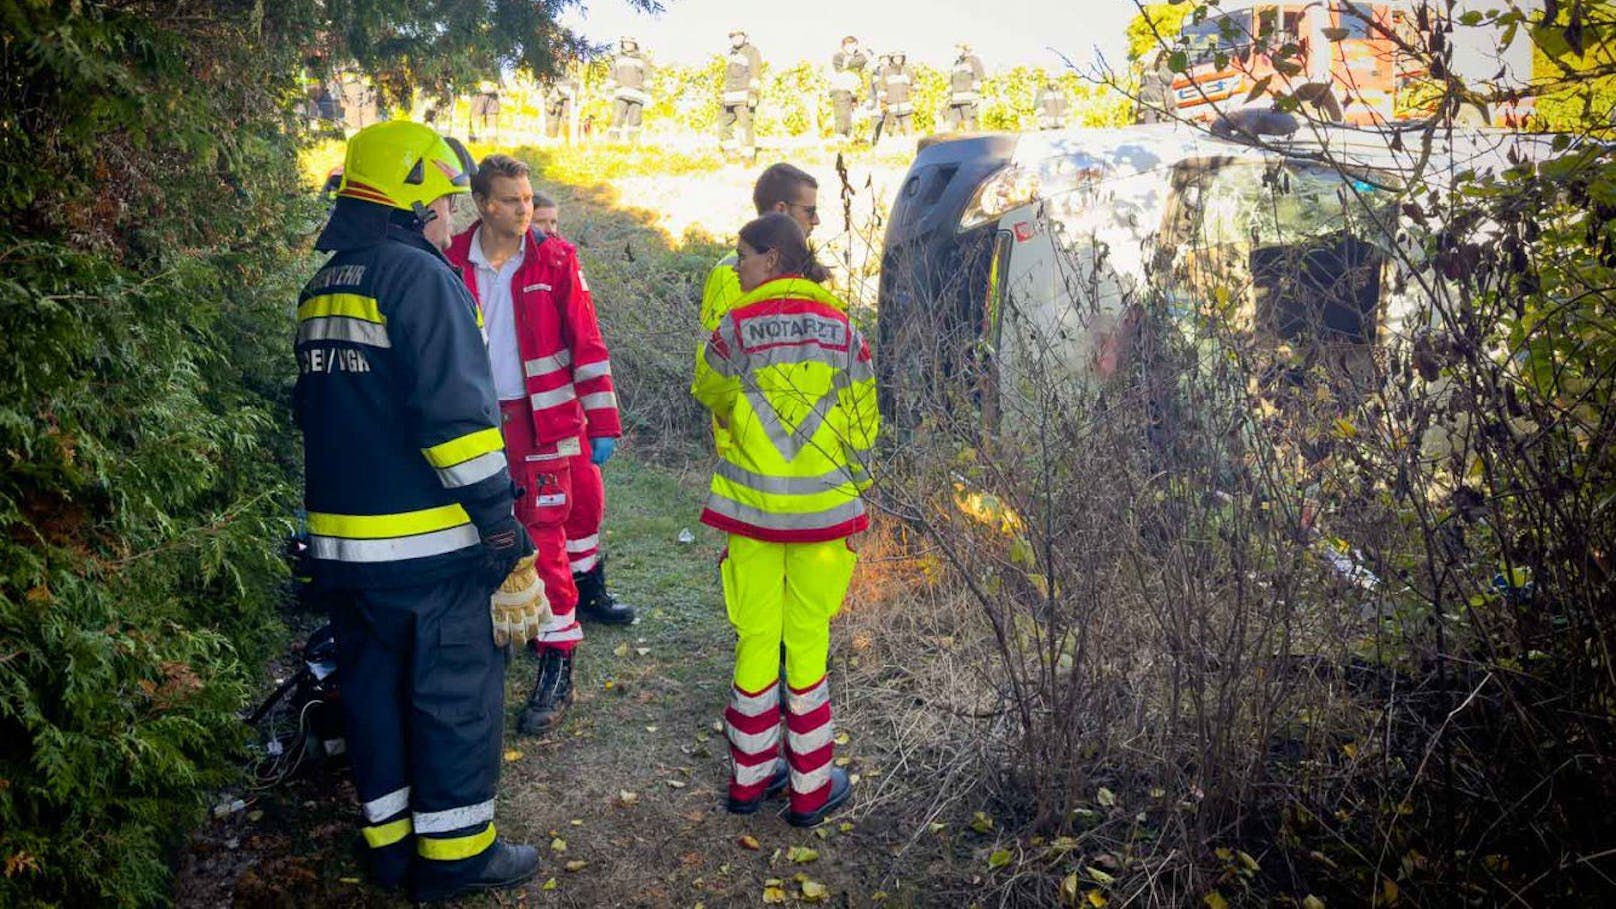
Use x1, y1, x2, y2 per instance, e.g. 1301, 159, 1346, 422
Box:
564, 459, 604, 578
499, 400, 602, 653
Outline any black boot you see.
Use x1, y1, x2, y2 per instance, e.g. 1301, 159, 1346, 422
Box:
573, 557, 635, 625
786, 767, 853, 828
411, 839, 540, 903
724, 759, 790, 815
516, 648, 574, 735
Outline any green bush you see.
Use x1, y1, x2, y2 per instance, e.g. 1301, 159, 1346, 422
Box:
0, 4, 309, 905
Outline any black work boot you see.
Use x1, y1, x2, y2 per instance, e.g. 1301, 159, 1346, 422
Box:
724, 759, 790, 815
516, 648, 574, 735
573, 557, 635, 625
411, 839, 540, 903
786, 767, 853, 828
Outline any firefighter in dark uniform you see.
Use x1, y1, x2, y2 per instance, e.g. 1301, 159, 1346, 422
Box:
296, 120, 539, 903
1035, 78, 1071, 130
545, 70, 578, 140
606, 37, 652, 143
720, 26, 763, 158
946, 43, 986, 131
875, 51, 916, 140
829, 35, 870, 140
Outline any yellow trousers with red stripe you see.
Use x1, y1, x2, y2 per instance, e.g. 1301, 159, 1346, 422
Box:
721, 535, 858, 691
722, 534, 858, 811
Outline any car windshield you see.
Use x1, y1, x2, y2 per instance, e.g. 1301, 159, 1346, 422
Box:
1182, 12, 1255, 64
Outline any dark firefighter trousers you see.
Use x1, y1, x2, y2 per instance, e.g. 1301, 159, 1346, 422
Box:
320, 569, 506, 890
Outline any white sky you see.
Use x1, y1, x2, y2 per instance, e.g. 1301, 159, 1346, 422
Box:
558, 0, 1136, 73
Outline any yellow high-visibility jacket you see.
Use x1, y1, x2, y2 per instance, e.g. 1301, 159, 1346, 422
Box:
698, 252, 742, 453
692, 276, 878, 542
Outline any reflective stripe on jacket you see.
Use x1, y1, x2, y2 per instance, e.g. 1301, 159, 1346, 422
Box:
692, 277, 879, 543
297, 199, 513, 588
446, 224, 622, 447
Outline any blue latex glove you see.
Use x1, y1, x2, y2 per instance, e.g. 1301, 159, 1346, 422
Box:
590, 436, 617, 466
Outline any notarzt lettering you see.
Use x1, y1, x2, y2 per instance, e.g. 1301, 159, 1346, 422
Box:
739, 314, 849, 351
299, 346, 374, 374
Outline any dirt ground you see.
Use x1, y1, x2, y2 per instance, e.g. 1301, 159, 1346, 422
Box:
173, 460, 983, 909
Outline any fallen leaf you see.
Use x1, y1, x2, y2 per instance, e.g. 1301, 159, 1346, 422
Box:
762, 884, 787, 904
665, 779, 688, 789
551, 837, 567, 852
838, 822, 854, 833
503, 749, 523, 762
565, 860, 588, 872
617, 789, 640, 806
848, 773, 861, 785
339, 877, 360, 884
801, 878, 829, 902
645, 725, 659, 733
613, 642, 630, 657
1302, 897, 1326, 909
787, 846, 819, 864
542, 877, 558, 890
988, 849, 1013, 869
738, 834, 761, 851
1059, 873, 1081, 906
1087, 891, 1109, 907
970, 811, 995, 833
247, 810, 264, 822
1087, 867, 1116, 886
1097, 787, 1117, 808
1204, 892, 1228, 909
834, 731, 851, 746
635, 647, 650, 656
835, 756, 851, 767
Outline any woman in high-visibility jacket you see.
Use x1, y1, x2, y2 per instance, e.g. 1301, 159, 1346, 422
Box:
692, 212, 878, 827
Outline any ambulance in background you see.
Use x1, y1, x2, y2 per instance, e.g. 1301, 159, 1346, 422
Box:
1170, 1, 1535, 127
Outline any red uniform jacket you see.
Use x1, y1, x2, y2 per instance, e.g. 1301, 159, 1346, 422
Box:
446, 224, 621, 447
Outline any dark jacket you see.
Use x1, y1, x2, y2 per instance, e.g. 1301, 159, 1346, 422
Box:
295, 198, 514, 588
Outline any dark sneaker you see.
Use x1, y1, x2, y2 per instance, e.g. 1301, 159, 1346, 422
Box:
412, 840, 540, 903
724, 760, 790, 815
516, 649, 574, 735
786, 767, 852, 828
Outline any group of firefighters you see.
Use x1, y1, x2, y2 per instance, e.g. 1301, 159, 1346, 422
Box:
531, 33, 1077, 156
297, 119, 874, 900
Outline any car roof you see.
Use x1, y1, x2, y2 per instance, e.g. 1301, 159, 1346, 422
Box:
1009, 122, 1563, 188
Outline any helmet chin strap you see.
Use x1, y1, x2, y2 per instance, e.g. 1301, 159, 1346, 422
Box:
411, 200, 438, 227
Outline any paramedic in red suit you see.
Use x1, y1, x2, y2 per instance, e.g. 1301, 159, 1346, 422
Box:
446, 154, 633, 738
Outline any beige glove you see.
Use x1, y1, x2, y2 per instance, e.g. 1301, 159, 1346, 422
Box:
491, 555, 551, 648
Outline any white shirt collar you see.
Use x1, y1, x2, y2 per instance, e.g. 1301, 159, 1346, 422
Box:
468, 225, 525, 271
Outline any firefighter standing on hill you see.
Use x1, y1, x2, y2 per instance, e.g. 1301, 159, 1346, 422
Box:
829, 36, 870, 140
692, 212, 879, 827
946, 43, 986, 131
1035, 78, 1071, 130
544, 70, 578, 140
295, 120, 540, 903
874, 51, 916, 140
720, 27, 763, 158
445, 154, 633, 740
606, 37, 653, 143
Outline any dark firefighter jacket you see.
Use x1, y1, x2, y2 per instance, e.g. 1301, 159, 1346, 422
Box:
295, 198, 514, 589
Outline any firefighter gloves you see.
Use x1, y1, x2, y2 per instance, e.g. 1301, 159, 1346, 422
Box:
492, 554, 550, 647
